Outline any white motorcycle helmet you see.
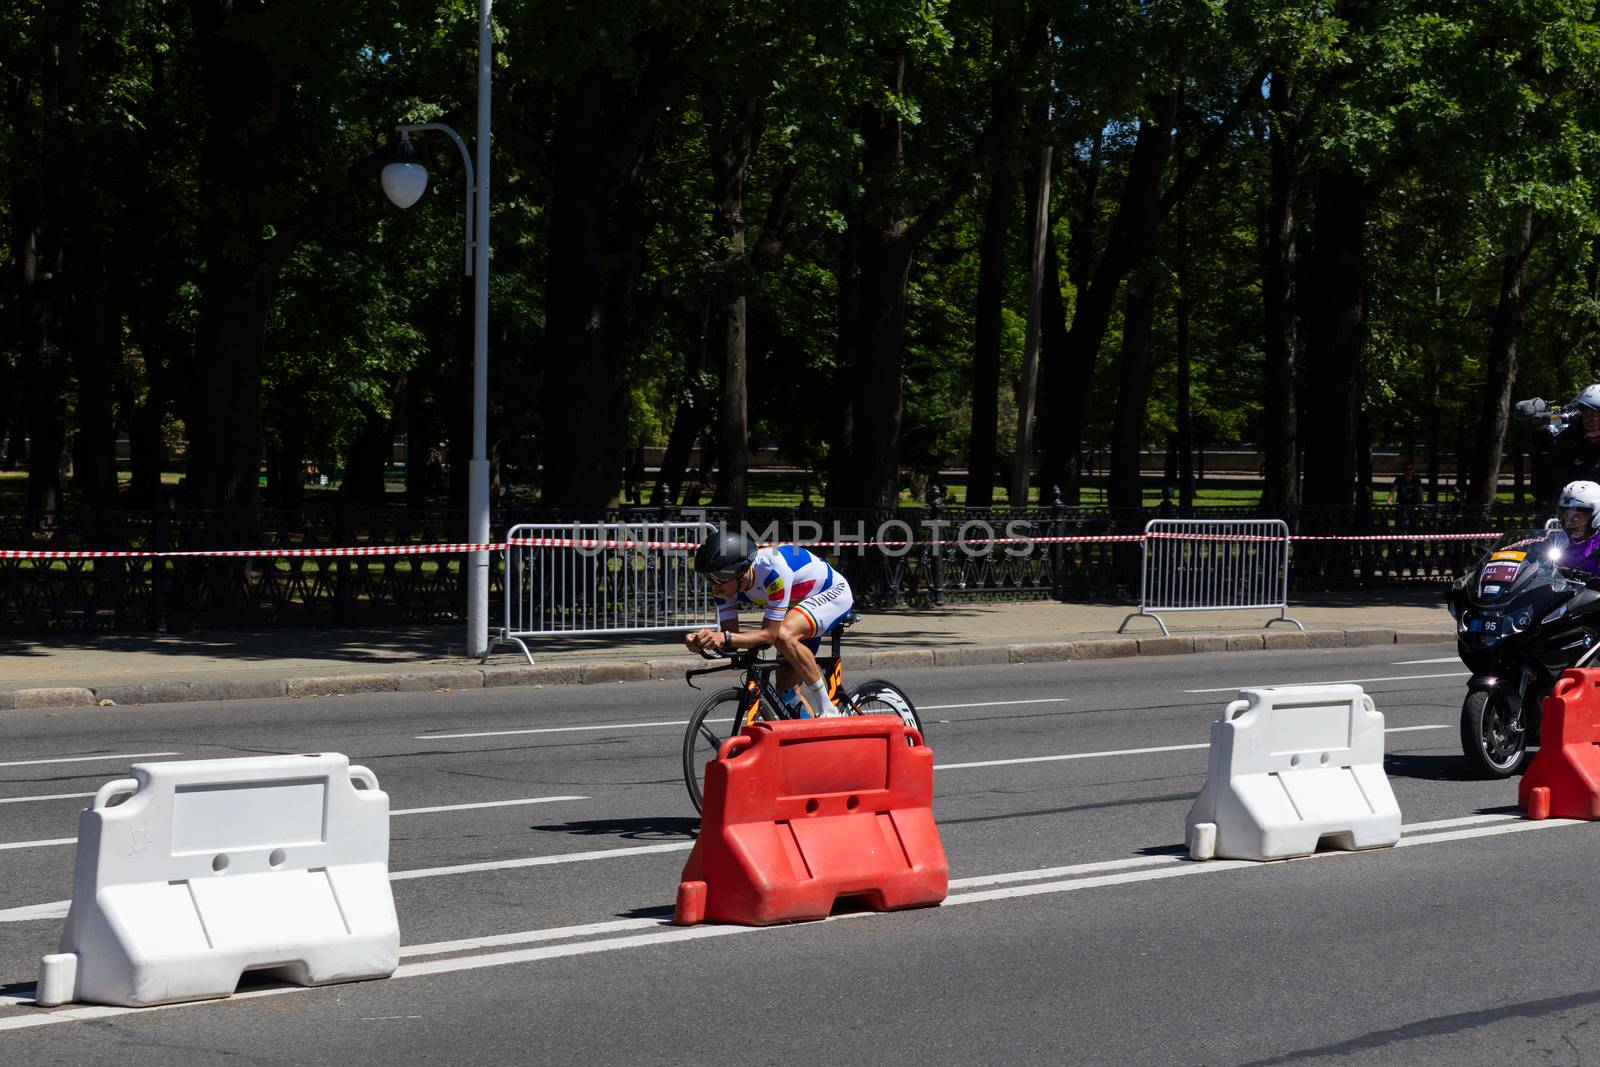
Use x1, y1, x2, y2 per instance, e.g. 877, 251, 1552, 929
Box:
1576, 385, 1600, 412
1558, 480, 1600, 537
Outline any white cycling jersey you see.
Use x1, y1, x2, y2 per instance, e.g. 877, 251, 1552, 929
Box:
717, 545, 852, 637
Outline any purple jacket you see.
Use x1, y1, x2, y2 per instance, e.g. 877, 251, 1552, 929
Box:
1563, 532, 1600, 574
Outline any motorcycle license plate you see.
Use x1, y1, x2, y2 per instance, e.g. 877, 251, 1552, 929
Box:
1469, 618, 1498, 633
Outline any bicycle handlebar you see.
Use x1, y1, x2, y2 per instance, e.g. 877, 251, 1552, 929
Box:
684, 645, 785, 689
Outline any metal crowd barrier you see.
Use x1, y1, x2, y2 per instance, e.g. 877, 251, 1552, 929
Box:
1118, 519, 1303, 636
489, 521, 719, 664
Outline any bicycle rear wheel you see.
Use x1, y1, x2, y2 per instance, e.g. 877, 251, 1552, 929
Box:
682, 686, 762, 813
847, 679, 925, 742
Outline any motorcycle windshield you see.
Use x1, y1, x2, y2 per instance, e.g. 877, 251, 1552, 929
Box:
1473, 529, 1572, 603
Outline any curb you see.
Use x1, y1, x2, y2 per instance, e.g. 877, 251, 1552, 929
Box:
2, 626, 1455, 712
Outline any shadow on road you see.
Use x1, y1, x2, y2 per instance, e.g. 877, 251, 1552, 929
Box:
531, 816, 699, 841
1384, 752, 1472, 781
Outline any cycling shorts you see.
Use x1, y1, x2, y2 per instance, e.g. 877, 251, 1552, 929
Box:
790, 576, 854, 653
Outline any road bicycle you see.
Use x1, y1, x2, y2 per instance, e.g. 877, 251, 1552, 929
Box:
680, 614, 924, 813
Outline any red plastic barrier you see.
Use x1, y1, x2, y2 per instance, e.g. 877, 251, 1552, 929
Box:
674, 717, 948, 926
1520, 669, 1600, 820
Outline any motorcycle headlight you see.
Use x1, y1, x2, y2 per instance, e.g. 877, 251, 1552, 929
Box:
1510, 609, 1532, 632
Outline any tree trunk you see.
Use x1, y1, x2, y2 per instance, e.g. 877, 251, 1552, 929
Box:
968, 167, 1012, 509
402, 369, 442, 508
1300, 164, 1368, 508
49, 0, 118, 509
343, 404, 392, 506
1176, 197, 1193, 513
706, 88, 758, 509
843, 228, 916, 508
185, 0, 284, 512
827, 218, 859, 505
1108, 279, 1158, 508
1043, 90, 1179, 497
968, 19, 1019, 509
1012, 147, 1050, 506
13, 4, 67, 514
69, 213, 117, 508
1468, 207, 1537, 508
653, 307, 712, 506
276, 417, 306, 511
1261, 70, 1301, 514
540, 49, 689, 508
1038, 227, 1071, 499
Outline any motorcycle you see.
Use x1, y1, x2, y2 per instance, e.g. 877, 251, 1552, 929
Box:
1450, 524, 1600, 777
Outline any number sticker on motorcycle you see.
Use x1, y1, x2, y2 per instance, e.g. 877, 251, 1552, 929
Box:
1482, 562, 1520, 584
1491, 550, 1526, 562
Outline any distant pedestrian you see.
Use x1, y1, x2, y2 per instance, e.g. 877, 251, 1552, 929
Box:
1387, 460, 1426, 532
1387, 461, 1424, 507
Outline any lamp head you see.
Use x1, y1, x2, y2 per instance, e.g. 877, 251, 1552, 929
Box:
381, 134, 428, 209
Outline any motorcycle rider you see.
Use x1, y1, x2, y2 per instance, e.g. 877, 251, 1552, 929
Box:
1522, 386, 1600, 501
1558, 479, 1600, 575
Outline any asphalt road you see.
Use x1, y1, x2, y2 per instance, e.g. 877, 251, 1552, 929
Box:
0, 641, 1595, 1065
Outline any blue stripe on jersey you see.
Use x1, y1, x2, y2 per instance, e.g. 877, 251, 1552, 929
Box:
777, 544, 814, 571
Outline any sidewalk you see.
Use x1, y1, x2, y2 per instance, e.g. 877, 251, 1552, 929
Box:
0, 590, 1454, 711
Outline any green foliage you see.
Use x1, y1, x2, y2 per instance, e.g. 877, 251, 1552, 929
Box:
3, 0, 1599, 509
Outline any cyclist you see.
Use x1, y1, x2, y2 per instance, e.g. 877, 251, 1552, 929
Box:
685, 530, 854, 717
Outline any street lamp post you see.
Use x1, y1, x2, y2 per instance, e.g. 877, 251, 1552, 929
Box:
382, 0, 493, 658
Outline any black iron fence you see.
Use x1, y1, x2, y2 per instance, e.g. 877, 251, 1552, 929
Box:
0, 497, 1539, 634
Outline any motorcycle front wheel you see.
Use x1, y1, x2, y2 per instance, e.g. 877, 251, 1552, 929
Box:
1459, 689, 1529, 779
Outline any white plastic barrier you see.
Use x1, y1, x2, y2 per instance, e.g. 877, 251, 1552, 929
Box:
37, 753, 398, 1007
1185, 684, 1401, 861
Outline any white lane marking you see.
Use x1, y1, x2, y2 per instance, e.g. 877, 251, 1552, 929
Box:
945, 811, 1518, 889
1392, 657, 1461, 665
0, 838, 74, 852
391, 796, 587, 817
936, 743, 1210, 770
1400, 813, 1518, 833
923, 818, 1586, 906
0, 901, 70, 923
400, 918, 664, 958
0, 752, 180, 769
0, 796, 592, 852
950, 854, 1181, 887
920, 698, 1071, 710
388, 841, 694, 881
0, 793, 93, 806
935, 725, 1450, 770
0, 815, 1583, 1029
416, 699, 1074, 740
1185, 672, 1468, 693
417, 721, 685, 740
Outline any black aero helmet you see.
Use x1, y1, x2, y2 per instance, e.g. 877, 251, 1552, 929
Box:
694, 530, 757, 581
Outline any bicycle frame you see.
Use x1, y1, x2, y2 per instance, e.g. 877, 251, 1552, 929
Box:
684, 628, 851, 726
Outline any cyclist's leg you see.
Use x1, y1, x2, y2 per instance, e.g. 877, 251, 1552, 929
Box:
774, 613, 833, 715
777, 581, 854, 716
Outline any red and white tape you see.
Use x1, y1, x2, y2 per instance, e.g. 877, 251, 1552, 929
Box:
0, 542, 501, 561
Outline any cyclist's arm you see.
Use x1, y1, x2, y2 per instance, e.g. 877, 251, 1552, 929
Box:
686, 596, 740, 651
710, 568, 790, 650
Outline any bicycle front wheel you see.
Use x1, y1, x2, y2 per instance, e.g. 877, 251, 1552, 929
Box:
682, 686, 761, 813
847, 679, 925, 742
